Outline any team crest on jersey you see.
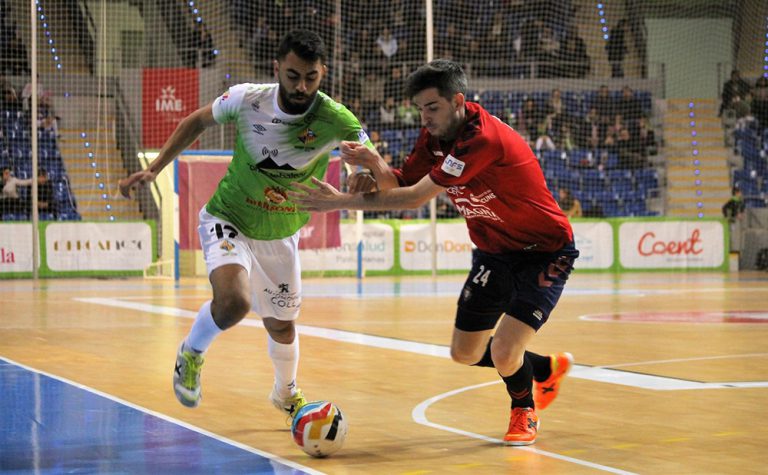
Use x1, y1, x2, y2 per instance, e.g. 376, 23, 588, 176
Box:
264, 186, 288, 204
298, 128, 317, 145
221, 91, 230, 101
441, 155, 465, 177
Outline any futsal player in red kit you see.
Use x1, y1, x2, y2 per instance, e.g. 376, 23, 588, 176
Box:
289, 59, 578, 445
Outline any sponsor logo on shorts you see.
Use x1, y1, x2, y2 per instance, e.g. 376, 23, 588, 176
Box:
461, 286, 472, 302
219, 239, 237, 255
532, 309, 544, 321
264, 284, 300, 309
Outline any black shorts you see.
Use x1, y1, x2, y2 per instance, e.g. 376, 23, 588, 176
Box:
455, 242, 579, 332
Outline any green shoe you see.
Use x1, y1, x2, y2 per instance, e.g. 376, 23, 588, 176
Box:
173, 342, 204, 408
269, 387, 307, 421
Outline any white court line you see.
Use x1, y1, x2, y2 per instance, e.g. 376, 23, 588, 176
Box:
412, 381, 637, 475
76, 297, 768, 390
0, 355, 322, 475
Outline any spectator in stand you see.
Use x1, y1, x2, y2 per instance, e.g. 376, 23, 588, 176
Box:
606, 19, 628, 78
593, 85, 615, 127
1, 74, 19, 110
378, 96, 397, 127
361, 68, 385, 111
558, 30, 590, 78
751, 76, 768, 133
369, 130, 389, 156
195, 23, 216, 68
1, 167, 32, 215
637, 117, 657, 157
544, 89, 568, 135
718, 70, 751, 117
557, 124, 576, 152
557, 188, 582, 218
615, 127, 645, 169
538, 26, 560, 78
384, 65, 405, 101
396, 97, 418, 128
36, 168, 56, 218
375, 28, 398, 60
616, 86, 642, 124
576, 107, 601, 149
21, 74, 52, 112
722, 187, 745, 223
518, 98, 544, 144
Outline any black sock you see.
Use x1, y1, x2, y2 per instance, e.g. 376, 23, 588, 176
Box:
471, 337, 495, 367
501, 357, 534, 409
526, 351, 552, 382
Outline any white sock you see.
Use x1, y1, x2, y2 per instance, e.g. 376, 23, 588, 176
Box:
185, 300, 222, 353
268, 333, 299, 398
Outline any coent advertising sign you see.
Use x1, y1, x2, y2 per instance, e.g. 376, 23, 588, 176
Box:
618, 221, 725, 269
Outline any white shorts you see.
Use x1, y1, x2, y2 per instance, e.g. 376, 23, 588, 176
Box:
198, 208, 301, 321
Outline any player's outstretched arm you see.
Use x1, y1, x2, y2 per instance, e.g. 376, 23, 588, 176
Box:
288, 174, 444, 213
118, 103, 217, 198
340, 141, 400, 191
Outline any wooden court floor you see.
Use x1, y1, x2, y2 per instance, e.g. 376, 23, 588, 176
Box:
1, 271, 767, 474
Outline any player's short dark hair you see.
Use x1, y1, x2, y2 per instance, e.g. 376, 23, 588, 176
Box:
277, 29, 327, 63
405, 59, 467, 100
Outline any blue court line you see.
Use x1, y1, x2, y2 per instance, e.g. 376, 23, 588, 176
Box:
0, 357, 320, 475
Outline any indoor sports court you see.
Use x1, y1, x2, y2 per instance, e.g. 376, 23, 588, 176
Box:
2, 0, 768, 473
2, 272, 767, 473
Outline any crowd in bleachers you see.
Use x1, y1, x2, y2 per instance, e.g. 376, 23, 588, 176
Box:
724, 71, 768, 209
0, 100, 78, 221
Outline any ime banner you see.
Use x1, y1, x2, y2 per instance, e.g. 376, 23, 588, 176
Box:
142, 68, 199, 148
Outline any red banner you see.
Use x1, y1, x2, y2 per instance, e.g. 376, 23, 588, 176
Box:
142, 69, 199, 149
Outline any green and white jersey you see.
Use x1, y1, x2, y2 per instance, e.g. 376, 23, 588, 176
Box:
207, 83, 370, 240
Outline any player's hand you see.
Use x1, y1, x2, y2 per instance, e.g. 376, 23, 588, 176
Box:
339, 141, 375, 168
118, 170, 157, 199
347, 170, 377, 193
288, 177, 347, 212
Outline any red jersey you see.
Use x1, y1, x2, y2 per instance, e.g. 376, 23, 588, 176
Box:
394, 101, 573, 254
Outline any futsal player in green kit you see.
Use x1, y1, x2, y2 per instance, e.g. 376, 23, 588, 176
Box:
119, 29, 383, 420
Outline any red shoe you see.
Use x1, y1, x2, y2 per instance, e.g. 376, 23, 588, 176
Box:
533, 352, 574, 411
503, 407, 539, 446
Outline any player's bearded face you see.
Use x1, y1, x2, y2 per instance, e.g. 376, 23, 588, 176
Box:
275, 52, 326, 115
413, 88, 464, 140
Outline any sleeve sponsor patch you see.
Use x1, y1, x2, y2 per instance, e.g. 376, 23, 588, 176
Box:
357, 130, 370, 143
441, 155, 465, 177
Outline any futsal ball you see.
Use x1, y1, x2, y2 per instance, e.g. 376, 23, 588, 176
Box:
291, 401, 348, 457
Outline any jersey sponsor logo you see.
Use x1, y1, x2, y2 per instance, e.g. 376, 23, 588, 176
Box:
245, 196, 297, 213
252, 123, 267, 135
357, 130, 369, 143
221, 91, 230, 101
453, 198, 502, 221
441, 155, 465, 177
262, 146, 279, 158
431, 150, 444, 156
264, 186, 288, 204
468, 190, 496, 204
